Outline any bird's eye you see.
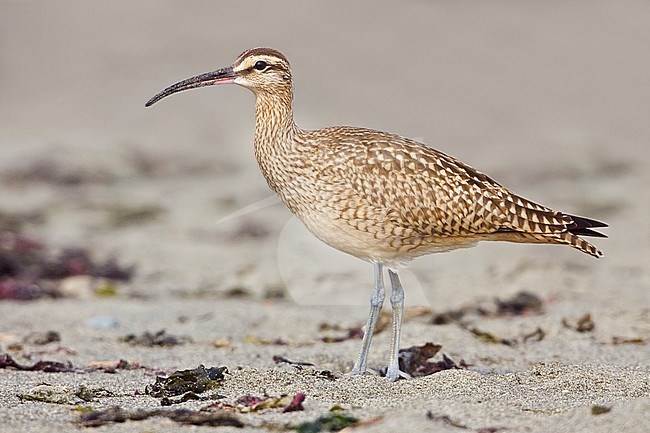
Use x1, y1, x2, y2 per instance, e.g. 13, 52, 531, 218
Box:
254, 60, 268, 71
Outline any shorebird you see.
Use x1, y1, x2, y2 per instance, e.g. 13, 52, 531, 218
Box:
146, 48, 607, 381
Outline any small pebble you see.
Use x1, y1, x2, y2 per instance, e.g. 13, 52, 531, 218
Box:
85, 316, 119, 329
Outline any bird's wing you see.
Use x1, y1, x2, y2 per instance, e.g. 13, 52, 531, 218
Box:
313, 127, 573, 238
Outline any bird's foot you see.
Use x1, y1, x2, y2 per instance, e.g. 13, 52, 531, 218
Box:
347, 365, 367, 377
385, 364, 411, 382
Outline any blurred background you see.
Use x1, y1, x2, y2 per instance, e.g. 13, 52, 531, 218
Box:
1, 0, 648, 309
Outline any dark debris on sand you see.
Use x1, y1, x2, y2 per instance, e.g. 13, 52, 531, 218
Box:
18, 384, 114, 405
272, 356, 338, 381
432, 291, 543, 325
380, 342, 466, 378
145, 365, 228, 399
591, 405, 612, 415
320, 326, 364, 343
296, 413, 359, 433
465, 325, 546, 346
320, 308, 431, 344
78, 406, 244, 428
0, 353, 77, 373
610, 336, 646, 345
283, 392, 306, 413
0, 231, 133, 300
0, 354, 146, 374
496, 291, 543, 316
427, 411, 504, 433
120, 329, 192, 347
562, 313, 595, 333
22, 330, 61, 345
205, 392, 306, 413
430, 291, 548, 346
272, 355, 315, 367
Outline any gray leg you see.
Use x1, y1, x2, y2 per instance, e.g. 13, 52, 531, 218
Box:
386, 268, 407, 382
350, 262, 385, 375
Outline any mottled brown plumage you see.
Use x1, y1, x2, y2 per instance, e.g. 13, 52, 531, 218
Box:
146, 47, 607, 381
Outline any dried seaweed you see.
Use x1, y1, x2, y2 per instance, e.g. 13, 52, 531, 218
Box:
15, 345, 77, 359
283, 393, 306, 413
273, 355, 315, 367
315, 370, 338, 381
75, 385, 114, 402
0, 231, 133, 301
161, 391, 225, 406
264, 283, 288, 300
591, 405, 611, 415
205, 392, 305, 413
120, 330, 191, 347
145, 365, 227, 398
320, 326, 364, 343
87, 359, 147, 373
39, 248, 133, 281
432, 291, 543, 325
296, 413, 359, 433
78, 406, 243, 428
380, 342, 463, 378
610, 336, 645, 345
467, 325, 546, 346
562, 313, 595, 333
23, 331, 61, 345
243, 335, 296, 345
468, 328, 516, 346
427, 411, 503, 432
0, 353, 76, 372
460, 323, 546, 347
19, 384, 79, 405
0, 279, 62, 301
320, 312, 395, 343
234, 394, 266, 407
0, 354, 148, 374
426, 412, 468, 429
522, 327, 546, 343
18, 384, 113, 405
321, 308, 430, 344
432, 308, 474, 325
289, 367, 338, 381
222, 286, 252, 298
496, 291, 543, 315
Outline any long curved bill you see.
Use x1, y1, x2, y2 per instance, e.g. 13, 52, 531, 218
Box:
145, 66, 236, 107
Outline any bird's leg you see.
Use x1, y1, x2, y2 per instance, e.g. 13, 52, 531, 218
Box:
386, 268, 409, 382
350, 262, 385, 376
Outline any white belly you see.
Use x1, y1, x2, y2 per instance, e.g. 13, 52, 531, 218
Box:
296, 210, 478, 268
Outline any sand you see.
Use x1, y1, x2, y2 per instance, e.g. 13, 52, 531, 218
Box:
0, 1, 648, 432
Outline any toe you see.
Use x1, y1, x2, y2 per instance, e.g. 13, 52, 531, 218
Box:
347, 367, 366, 376
385, 366, 411, 382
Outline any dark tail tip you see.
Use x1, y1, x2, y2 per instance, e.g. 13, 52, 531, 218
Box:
567, 214, 608, 238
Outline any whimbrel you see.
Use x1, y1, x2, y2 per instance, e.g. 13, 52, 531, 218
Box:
146, 48, 607, 381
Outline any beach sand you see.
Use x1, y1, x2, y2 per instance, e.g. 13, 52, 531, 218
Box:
0, 1, 648, 432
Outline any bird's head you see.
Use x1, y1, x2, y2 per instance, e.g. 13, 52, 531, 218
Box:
145, 47, 292, 107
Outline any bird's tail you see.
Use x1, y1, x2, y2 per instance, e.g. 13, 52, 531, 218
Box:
544, 214, 607, 258
554, 231, 603, 258
498, 194, 608, 258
